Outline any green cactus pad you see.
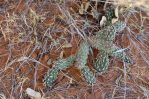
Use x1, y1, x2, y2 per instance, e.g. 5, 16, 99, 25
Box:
94, 51, 109, 72
44, 67, 59, 87
105, 7, 115, 25
75, 41, 90, 68
54, 56, 76, 70
80, 66, 96, 84
44, 56, 76, 87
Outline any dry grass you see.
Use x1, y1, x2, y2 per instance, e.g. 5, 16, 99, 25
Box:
0, 0, 149, 98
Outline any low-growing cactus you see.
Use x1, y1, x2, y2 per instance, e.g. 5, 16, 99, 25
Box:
44, 21, 132, 87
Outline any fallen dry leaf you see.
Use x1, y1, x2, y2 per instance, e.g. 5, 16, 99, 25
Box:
100, 16, 107, 27
62, 43, 72, 48
115, 6, 119, 18
79, 2, 90, 14
112, 18, 118, 24
26, 88, 41, 99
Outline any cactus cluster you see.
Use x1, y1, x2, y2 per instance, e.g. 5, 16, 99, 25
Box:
44, 20, 132, 87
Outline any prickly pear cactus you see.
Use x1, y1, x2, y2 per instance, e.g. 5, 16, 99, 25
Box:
44, 20, 132, 87
75, 41, 96, 84
44, 56, 76, 87
94, 51, 109, 72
